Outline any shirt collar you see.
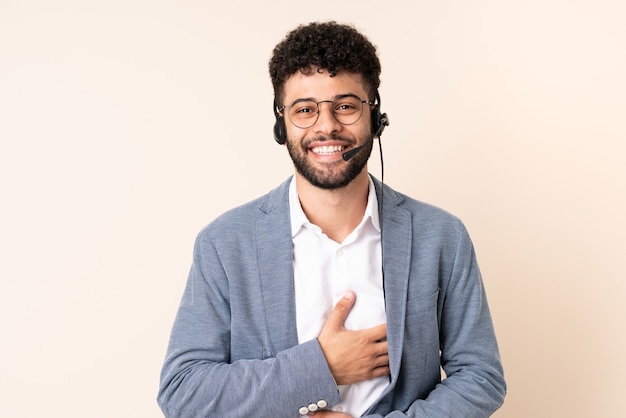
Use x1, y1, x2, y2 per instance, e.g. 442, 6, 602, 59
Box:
289, 175, 380, 238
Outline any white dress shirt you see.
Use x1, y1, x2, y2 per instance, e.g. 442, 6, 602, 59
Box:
289, 177, 388, 416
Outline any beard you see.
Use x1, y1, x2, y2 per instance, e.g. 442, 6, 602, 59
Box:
286, 134, 373, 190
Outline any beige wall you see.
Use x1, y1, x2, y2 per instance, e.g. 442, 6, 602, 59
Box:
1, 1, 624, 417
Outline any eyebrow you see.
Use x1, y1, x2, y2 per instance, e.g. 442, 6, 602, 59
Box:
287, 93, 362, 106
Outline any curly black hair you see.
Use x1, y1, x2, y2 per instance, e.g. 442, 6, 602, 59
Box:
269, 21, 381, 105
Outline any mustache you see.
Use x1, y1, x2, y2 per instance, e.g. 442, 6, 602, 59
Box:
302, 134, 355, 148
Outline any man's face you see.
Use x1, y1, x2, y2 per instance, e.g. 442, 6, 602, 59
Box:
282, 70, 373, 190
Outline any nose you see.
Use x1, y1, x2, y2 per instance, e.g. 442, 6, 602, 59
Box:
314, 101, 342, 135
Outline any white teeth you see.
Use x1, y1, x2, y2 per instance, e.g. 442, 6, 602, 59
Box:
311, 145, 345, 155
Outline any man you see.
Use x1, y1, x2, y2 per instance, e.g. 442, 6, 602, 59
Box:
158, 21, 506, 418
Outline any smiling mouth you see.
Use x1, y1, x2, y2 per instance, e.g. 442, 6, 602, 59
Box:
310, 145, 347, 155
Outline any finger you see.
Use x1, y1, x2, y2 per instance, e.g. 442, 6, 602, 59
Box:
325, 291, 356, 331
362, 323, 387, 341
371, 365, 391, 378
374, 353, 389, 367
375, 341, 389, 357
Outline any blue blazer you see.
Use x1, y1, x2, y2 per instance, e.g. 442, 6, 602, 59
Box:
158, 176, 506, 417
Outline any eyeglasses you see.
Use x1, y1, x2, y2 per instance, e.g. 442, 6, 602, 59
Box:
279, 94, 374, 129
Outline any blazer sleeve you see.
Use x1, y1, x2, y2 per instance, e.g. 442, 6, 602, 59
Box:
366, 220, 506, 418
157, 230, 342, 418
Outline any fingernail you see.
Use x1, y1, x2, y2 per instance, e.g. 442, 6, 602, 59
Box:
344, 291, 354, 300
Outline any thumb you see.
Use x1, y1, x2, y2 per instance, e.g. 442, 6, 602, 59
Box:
325, 291, 356, 331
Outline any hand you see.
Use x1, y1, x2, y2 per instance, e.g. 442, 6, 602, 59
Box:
317, 291, 390, 385
308, 410, 353, 417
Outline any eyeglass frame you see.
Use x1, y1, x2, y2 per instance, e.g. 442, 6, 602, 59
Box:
277, 94, 376, 129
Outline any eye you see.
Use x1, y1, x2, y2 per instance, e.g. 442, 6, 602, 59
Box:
291, 102, 318, 116
334, 101, 359, 114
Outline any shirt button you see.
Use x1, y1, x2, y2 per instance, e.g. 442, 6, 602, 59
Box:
298, 406, 309, 415
308, 403, 319, 412
337, 248, 344, 256
317, 400, 328, 408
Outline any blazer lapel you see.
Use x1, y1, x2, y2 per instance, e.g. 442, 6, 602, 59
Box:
255, 179, 299, 355
376, 179, 412, 386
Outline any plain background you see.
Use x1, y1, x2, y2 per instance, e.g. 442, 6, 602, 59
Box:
1, 1, 624, 417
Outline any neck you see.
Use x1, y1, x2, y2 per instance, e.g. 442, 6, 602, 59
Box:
295, 170, 370, 243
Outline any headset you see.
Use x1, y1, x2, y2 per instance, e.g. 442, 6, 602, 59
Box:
273, 91, 388, 146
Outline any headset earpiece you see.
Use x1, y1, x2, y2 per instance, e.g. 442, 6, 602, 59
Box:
371, 91, 389, 138
273, 100, 287, 145
273, 117, 287, 145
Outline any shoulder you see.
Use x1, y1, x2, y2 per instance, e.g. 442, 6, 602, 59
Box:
374, 177, 464, 232
372, 178, 474, 261
198, 177, 292, 241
